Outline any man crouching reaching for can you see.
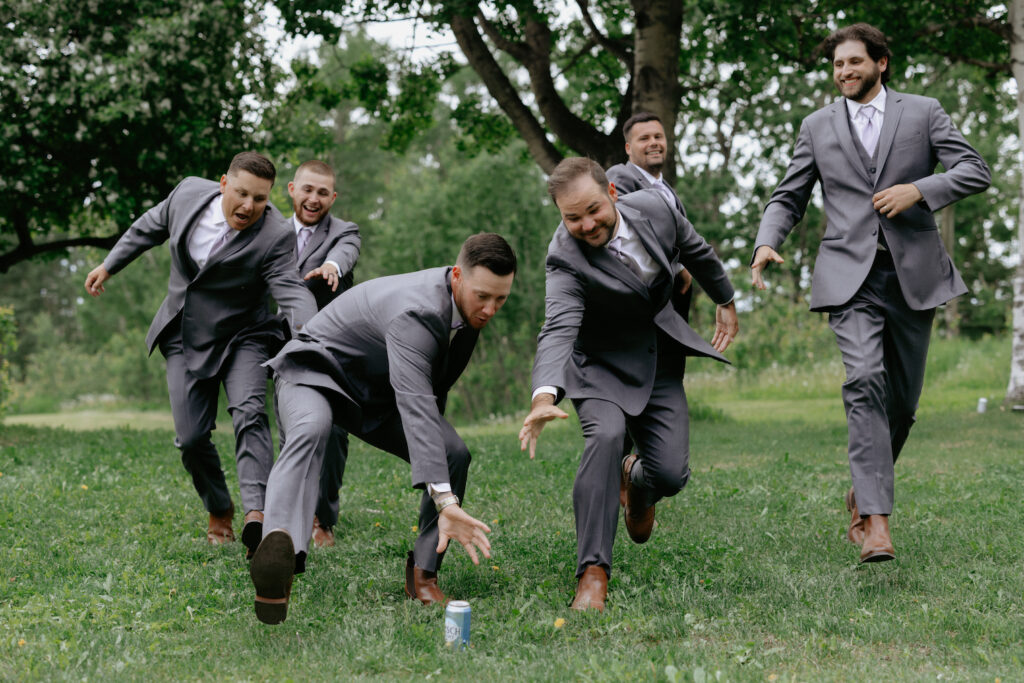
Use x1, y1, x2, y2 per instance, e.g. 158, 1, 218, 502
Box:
251, 233, 516, 624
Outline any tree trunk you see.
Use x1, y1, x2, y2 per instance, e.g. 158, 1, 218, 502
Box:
631, 0, 683, 185
1005, 0, 1024, 404
939, 204, 958, 336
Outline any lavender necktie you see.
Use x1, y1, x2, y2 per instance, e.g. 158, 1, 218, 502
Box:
858, 105, 879, 157
207, 227, 233, 261
296, 227, 313, 256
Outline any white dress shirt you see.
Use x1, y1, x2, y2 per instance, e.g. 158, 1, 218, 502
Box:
188, 195, 235, 269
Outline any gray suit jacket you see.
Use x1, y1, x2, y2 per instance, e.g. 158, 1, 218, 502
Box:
103, 177, 318, 379
607, 162, 686, 217
266, 267, 478, 488
295, 214, 361, 309
755, 88, 991, 311
531, 189, 734, 416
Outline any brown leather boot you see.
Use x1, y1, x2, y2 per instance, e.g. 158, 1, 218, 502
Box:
404, 552, 446, 605
311, 516, 335, 549
620, 454, 655, 544
242, 509, 264, 560
845, 488, 865, 545
207, 502, 235, 545
860, 514, 896, 563
570, 565, 608, 612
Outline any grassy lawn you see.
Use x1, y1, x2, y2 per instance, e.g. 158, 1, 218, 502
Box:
1, 336, 1021, 681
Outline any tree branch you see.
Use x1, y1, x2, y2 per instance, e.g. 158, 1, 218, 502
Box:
449, 12, 562, 172
575, 0, 634, 71
0, 234, 120, 274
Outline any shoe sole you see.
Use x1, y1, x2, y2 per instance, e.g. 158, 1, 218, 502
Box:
860, 550, 896, 563
250, 529, 295, 625
242, 520, 263, 559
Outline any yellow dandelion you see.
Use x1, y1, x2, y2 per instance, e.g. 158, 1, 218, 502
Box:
492, 519, 498, 524
17, 639, 25, 647
491, 565, 499, 571
554, 618, 565, 628
374, 521, 382, 528
411, 525, 418, 532
768, 675, 778, 682
81, 485, 88, 490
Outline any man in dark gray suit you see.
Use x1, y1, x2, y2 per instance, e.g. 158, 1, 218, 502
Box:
751, 24, 990, 563
283, 160, 361, 549
519, 158, 737, 612
606, 112, 687, 218
249, 233, 515, 625
84, 152, 317, 555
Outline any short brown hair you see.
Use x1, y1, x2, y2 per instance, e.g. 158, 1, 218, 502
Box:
228, 152, 276, 182
547, 157, 608, 204
622, 112, 663, 142
295, 160, 335, 185
822, 23, 893, 84
457, 233, 517, 277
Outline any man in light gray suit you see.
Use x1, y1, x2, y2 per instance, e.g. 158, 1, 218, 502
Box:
751, 24, 990, 563
283, 160, 361, 549
249, 233, 515, 625
84, 152, 317, 555
519, 158, 738, 612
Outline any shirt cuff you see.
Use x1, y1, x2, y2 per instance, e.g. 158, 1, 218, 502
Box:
324, 260, 341, 275
427, 482, 452, 496
531, 386, 558, 401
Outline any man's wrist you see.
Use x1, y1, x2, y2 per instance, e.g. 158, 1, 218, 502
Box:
433, 493, 460, 513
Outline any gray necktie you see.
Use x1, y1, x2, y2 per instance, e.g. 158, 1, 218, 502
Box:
609, 243, 644, 281
858, 105, 879, 156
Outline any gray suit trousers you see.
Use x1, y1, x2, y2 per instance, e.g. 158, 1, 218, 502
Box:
571, 351, 691, 578
265, 379, 470, 568
160, 324, 274, 515
828, 250, 935, 516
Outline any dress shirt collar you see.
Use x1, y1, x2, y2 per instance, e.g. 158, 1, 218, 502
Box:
845, 85, 887, 119
292, 214, 318, 235
628, 162, 663, 186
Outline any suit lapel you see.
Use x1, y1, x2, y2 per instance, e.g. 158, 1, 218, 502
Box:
829, 101, 873, 187
177, 190, 221, 279
299, 216, 330, 271
587, 242, 649, 299
621, 204, 672, 276
873, 89, 903, 185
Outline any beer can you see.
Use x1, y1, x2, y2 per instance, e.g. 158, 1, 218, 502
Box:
444, 600, 471, 650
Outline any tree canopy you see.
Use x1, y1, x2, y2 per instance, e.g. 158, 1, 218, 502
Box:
0, 0, 279, 272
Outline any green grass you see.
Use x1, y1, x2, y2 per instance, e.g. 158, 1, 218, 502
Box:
1, 338, 1022, 681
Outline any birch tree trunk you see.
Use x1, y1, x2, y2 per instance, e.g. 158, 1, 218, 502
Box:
1005, 0, 1024, 404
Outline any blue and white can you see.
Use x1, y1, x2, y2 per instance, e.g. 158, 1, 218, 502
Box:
444, 600, 471, 650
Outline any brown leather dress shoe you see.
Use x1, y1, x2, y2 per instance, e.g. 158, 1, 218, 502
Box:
570, 565, 607, 612
860, 514, 896, 563
250, 529, 296, 625
620, 454, 655, 544
404, 551, 446, 605
311, 516, 335, 549
845, 488, 865, 545
242, 510, 264, 560
207, 502, 235, 545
